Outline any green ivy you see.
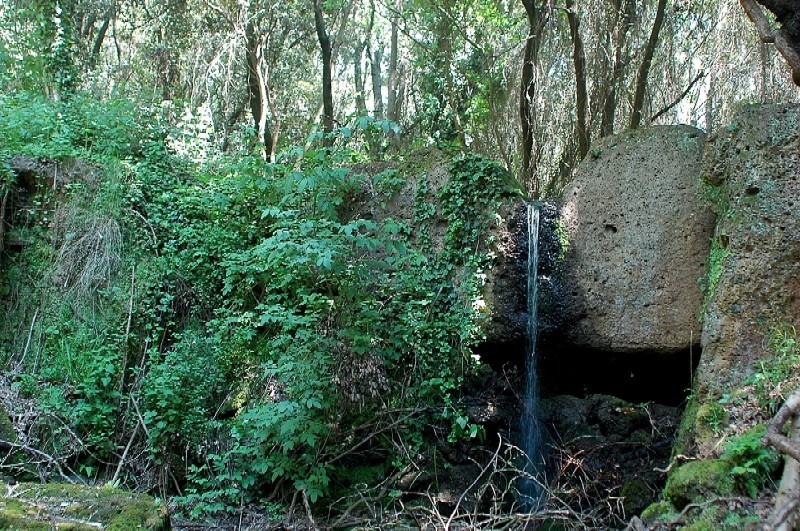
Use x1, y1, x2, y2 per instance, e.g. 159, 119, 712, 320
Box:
699, 235, 729, 318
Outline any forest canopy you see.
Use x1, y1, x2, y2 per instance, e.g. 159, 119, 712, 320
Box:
1, 0, 798, 191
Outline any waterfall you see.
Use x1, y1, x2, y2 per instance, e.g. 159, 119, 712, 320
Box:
520, 201, 544, 509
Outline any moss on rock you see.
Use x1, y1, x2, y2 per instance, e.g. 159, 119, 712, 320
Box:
695, 402, 728, 449
672, 394, 700, 457
0, 496, 52, 530
664, 459, 736, 509
0, 482, 169, 530
621, 477, 652, 516
640, 500, 678, 524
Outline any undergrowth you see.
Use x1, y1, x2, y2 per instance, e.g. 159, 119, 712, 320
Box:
0, 91, 515, 521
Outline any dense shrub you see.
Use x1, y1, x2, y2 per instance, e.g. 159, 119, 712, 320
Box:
0, 93, 514, 516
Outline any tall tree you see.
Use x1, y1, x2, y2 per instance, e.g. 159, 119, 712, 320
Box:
313, 0, 334, 139
386, 0, 402, 122
520, 0, 551, 197
599, 0, 635, 137
566, 0, 589, 160
630, 0, 667, 129
246, 20, 275, 158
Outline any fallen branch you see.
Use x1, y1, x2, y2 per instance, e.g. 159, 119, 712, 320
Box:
444, 436, 504, 530
764, 389, 800, 530
654, 453, 695, 474
0, 438, 85, 484
765, 391, 800, 462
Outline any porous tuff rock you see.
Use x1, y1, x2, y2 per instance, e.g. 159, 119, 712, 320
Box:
695, 104, 800, 396
558, 125, 714, 353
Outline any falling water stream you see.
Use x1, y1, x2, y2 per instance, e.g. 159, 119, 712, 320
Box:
520, 201, 544, 510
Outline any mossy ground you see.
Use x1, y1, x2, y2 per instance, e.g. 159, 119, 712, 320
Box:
0, 482, 169, 530
664, 459, 736, 509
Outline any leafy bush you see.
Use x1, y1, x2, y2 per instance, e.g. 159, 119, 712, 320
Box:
722, 425, 780, 497
0, 93, 512, 517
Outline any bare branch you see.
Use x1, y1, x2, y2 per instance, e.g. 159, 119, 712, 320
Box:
0, 438, 85, 484
650, 72, 706, 123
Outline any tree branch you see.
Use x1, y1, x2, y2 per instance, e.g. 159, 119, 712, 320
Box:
649, 71, 706, 123
0, 439, 84, 484
764, 389, 800, 530
740, 0, 800, 85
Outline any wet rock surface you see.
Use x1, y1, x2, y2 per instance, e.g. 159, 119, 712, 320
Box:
539, 394, 681, 524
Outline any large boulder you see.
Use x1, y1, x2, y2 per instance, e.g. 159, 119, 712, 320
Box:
695, 104, 800, 395
557, 125, 715, 353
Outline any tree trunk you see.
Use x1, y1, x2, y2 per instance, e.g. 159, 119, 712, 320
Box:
354, 43, 367, 116
387, 0, 401, 122
246, 22, 273, 158
313, 0, 335, 140
438, 10, 466, 148
395, 63, 406, 123
370, 45, 384, 119
600, 0, 635, 137
630, 0, 668, 130
705, 74, 714, 134
88, 6, 113, 69
520, 0, 549, 197
566, 0, 589, 161
355, 0, 376, 117
741, 0, 800, 85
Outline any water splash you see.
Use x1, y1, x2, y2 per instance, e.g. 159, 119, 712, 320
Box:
520, 201, 544, 510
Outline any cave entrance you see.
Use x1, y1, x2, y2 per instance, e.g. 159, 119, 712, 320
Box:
537, 342, 700, 407
476, 339, 700, 407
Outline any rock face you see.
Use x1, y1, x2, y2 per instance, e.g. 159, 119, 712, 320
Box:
695, 104, 800, 395
557, 126, 715, 353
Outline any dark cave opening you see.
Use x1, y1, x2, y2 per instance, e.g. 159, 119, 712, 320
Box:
538, 342, 701, 407
477, 340, 700, 407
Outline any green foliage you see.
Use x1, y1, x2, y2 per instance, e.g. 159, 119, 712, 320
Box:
553, 219, 569, 262
139, 332, 227, 452
699, 235, 729, 316
700, 181, 732, 218
0, 91, 512, 518
0, 92, 160, 162
721, 425, 780, 497
750, 325, 800, 414
441, 154, 513, 262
